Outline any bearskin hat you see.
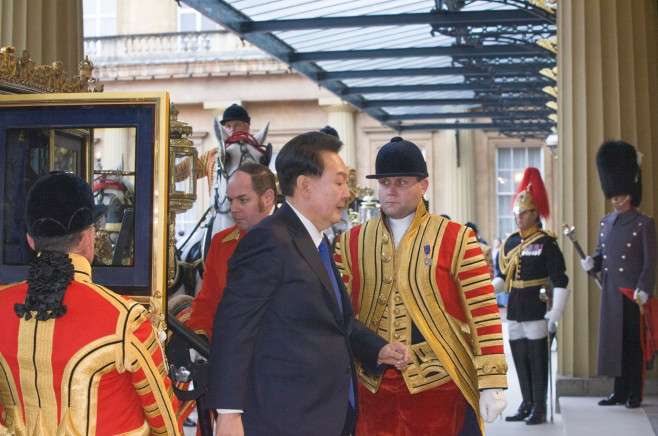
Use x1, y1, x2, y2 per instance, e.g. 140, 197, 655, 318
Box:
596, 140, 642, 207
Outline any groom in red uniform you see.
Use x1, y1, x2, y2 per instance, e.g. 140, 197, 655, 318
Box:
0, 171, 181, 435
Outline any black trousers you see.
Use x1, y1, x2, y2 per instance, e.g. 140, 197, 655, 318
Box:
342, 403, 357, 436
614, 296, 643, 400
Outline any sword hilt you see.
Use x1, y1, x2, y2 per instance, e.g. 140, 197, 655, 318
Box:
562, 224, 587, 259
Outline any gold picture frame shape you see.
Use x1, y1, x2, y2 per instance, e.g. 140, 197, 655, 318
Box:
0, 92, 170, 329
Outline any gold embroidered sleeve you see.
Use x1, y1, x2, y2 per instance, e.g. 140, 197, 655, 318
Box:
334, 231, 353, 297
125, 304, 182, 435
455, 230, 508, 390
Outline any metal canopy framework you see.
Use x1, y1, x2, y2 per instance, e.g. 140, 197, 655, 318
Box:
182, 0, 557, 139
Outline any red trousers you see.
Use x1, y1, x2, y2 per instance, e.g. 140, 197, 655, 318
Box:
356, 369, 469, 436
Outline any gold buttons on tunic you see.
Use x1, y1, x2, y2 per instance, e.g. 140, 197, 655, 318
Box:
371, 320, 378, 326
382, 252, 391, 262
394, 308, 400, 314
383, 274, 392, 284
378, 295, 387, 305
393, 321, 400, 327
602, 243, 606, 248
619, 268, 624, 272
601, 233, 604, 237
601, 222, 605, 226
394, 295, 401, 302
627, 243, 632, 248
382, 233, 390, 243
633, 232, 638, 236
604, 267, 608, 271
394, 333, 400, 339
603, 255, 607, 259
622, 255, 626, 260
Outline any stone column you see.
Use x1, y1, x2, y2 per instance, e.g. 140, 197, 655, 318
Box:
441, 127, 476, 224
0, 0, 83, 74
319, 98, 357, 169
557, 0, 658, 397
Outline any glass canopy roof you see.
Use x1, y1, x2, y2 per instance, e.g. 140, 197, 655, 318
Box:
183, 0, 556, 139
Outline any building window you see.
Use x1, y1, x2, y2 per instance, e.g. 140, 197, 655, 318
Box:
83, 0, 117, 37
495, 147, 542, 240
178, 3, 218, 32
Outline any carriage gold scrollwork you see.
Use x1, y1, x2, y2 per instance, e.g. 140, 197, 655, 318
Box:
0, 46, 103, 94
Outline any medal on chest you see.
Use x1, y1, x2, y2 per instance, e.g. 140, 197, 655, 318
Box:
424, 244, 432, 266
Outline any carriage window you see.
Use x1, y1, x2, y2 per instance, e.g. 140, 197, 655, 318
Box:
92, 127, 136, 267
1, 126, 137, 269
2, 127, 89, 265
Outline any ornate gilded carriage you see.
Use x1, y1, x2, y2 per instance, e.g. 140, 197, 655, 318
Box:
0, 47, 197, 333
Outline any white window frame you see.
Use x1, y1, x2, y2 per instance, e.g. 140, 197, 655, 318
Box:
495, 146, 543, 240
82, 0, 117, 37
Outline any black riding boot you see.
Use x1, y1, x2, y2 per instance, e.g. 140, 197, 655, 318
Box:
506, 339, 534, 422
526, 338, 549, 425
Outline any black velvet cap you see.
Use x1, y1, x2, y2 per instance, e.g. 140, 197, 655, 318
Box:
596, 140, 642, 207
220, 104, 250, 125
366, 137, 428, 179
26, 171, 108, 237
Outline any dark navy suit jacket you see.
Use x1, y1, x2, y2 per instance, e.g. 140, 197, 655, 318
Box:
206, 202, 387, 436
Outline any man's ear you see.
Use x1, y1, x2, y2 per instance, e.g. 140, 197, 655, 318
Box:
419, 178, 429, 194
263, 189, 275, 208
296, 175, 310, 198
26, 233, 36, 251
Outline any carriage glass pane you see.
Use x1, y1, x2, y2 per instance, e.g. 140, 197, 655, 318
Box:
92, 127, 136, 267
3, 128, 89, 265
1, 126, 137, 269
174, 151, 195, 196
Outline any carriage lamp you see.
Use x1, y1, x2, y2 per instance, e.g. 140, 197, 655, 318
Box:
168, 103, 197, 288
359, 195, 381, 223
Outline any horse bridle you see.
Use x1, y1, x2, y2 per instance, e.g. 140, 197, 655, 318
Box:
212, 135, 267, 213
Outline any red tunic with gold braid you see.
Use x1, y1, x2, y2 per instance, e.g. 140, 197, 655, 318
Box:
175, 225, 243, 427
0, 253, 181, 436
186, 225, 243, 341
335, 202, 507, 435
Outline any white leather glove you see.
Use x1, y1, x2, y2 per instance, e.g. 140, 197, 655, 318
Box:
544, 287, 571, 333
479, 389, 507, 423
634, 289, 649, 305
492, 276, 505, 296
581, 256, 594, 272
189, 347, 207, 363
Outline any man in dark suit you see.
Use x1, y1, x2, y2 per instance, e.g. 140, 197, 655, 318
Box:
206, 131, 410, 436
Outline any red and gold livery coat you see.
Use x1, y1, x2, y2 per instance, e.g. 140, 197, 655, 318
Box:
0, 253, 181, 436
335, 202, 507, 425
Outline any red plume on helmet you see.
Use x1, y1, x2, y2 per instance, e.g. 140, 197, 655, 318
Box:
512, 167, 550, 220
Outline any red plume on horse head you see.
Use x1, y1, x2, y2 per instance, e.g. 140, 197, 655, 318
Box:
512, 167, 550, 220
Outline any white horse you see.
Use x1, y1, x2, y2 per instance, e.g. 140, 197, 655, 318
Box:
169, 117, 271, 297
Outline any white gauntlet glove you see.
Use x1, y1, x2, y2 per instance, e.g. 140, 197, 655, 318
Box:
491, 276, 505, 296
544, 287, 571, 333
479, 389, 507, 423
581, 256, 594, 272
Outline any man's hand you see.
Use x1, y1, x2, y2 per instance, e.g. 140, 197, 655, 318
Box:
491, 276, 505, 295
479, 389, 507, 423
215, 412, 243, 436
378, 342, 411, 370
634, 289, 649, 305
543, 287, 571, 333
581, 256, 594, 272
